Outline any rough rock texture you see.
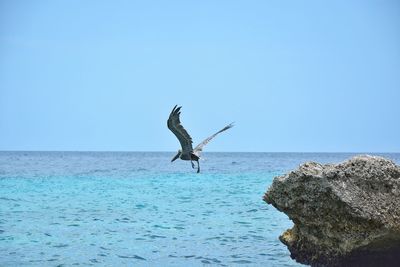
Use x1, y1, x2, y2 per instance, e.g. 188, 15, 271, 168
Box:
264, 155, 400, 266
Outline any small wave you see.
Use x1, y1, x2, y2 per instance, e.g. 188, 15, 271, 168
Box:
0, 197, 19, 202
234, 221, 251, 225
232, 260, 252, 264
135, 204, 146, 209
153, 224, 170, 229
146, 234, 166, 239
117, 255, 146, 260
246, 209, 258, 213
53, 244, 69, 248
184, 255, 195, 258
196, 256, 222, 264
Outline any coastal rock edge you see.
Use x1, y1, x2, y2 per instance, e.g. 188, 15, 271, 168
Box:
264, 155, 400, 266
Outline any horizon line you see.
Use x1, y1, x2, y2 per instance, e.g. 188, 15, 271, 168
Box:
0, 150, 399, 154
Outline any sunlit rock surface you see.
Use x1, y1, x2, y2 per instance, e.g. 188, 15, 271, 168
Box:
264, 155, 400, 266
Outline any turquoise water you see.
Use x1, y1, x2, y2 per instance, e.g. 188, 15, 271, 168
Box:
1, 152, 399, 266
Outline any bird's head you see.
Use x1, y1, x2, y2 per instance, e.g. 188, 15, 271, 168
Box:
171, 150, 181, 162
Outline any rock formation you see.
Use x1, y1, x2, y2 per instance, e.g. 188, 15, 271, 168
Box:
264, 155, 400, 266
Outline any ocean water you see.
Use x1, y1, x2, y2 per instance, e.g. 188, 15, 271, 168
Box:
1, 152, 399, 266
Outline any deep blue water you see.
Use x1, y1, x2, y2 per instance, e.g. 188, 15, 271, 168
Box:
1, 152, 399, 266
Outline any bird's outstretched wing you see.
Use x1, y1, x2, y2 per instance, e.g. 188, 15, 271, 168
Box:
193, 123, 234, 155
167, 105, 194, 153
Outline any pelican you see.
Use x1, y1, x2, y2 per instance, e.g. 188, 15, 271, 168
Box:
167, 105, 233, 173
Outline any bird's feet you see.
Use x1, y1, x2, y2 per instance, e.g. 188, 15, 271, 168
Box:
191, 161, 195, 169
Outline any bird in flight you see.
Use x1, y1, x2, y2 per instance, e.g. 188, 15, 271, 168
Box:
167, 105, 233, 173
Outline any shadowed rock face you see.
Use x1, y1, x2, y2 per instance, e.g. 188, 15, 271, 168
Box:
264, 155, 400, 266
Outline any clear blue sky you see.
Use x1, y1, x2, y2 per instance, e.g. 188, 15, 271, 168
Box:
0, 0, 399, 152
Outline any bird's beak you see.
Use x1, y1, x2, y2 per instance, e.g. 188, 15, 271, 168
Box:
171, 152, 180, 162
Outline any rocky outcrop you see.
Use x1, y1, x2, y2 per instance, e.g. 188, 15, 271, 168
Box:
264, 155, 400, 266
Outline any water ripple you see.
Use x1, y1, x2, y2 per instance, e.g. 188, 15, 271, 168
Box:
3, 152, 390, 266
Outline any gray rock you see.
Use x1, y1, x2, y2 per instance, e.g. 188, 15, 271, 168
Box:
264, 155, 400, 266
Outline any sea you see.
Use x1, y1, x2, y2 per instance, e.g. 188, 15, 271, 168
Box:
1, 152, 399, 266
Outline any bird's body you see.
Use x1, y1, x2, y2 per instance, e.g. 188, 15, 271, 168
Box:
179, 152, 199, 161
167, 105, 233, 173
